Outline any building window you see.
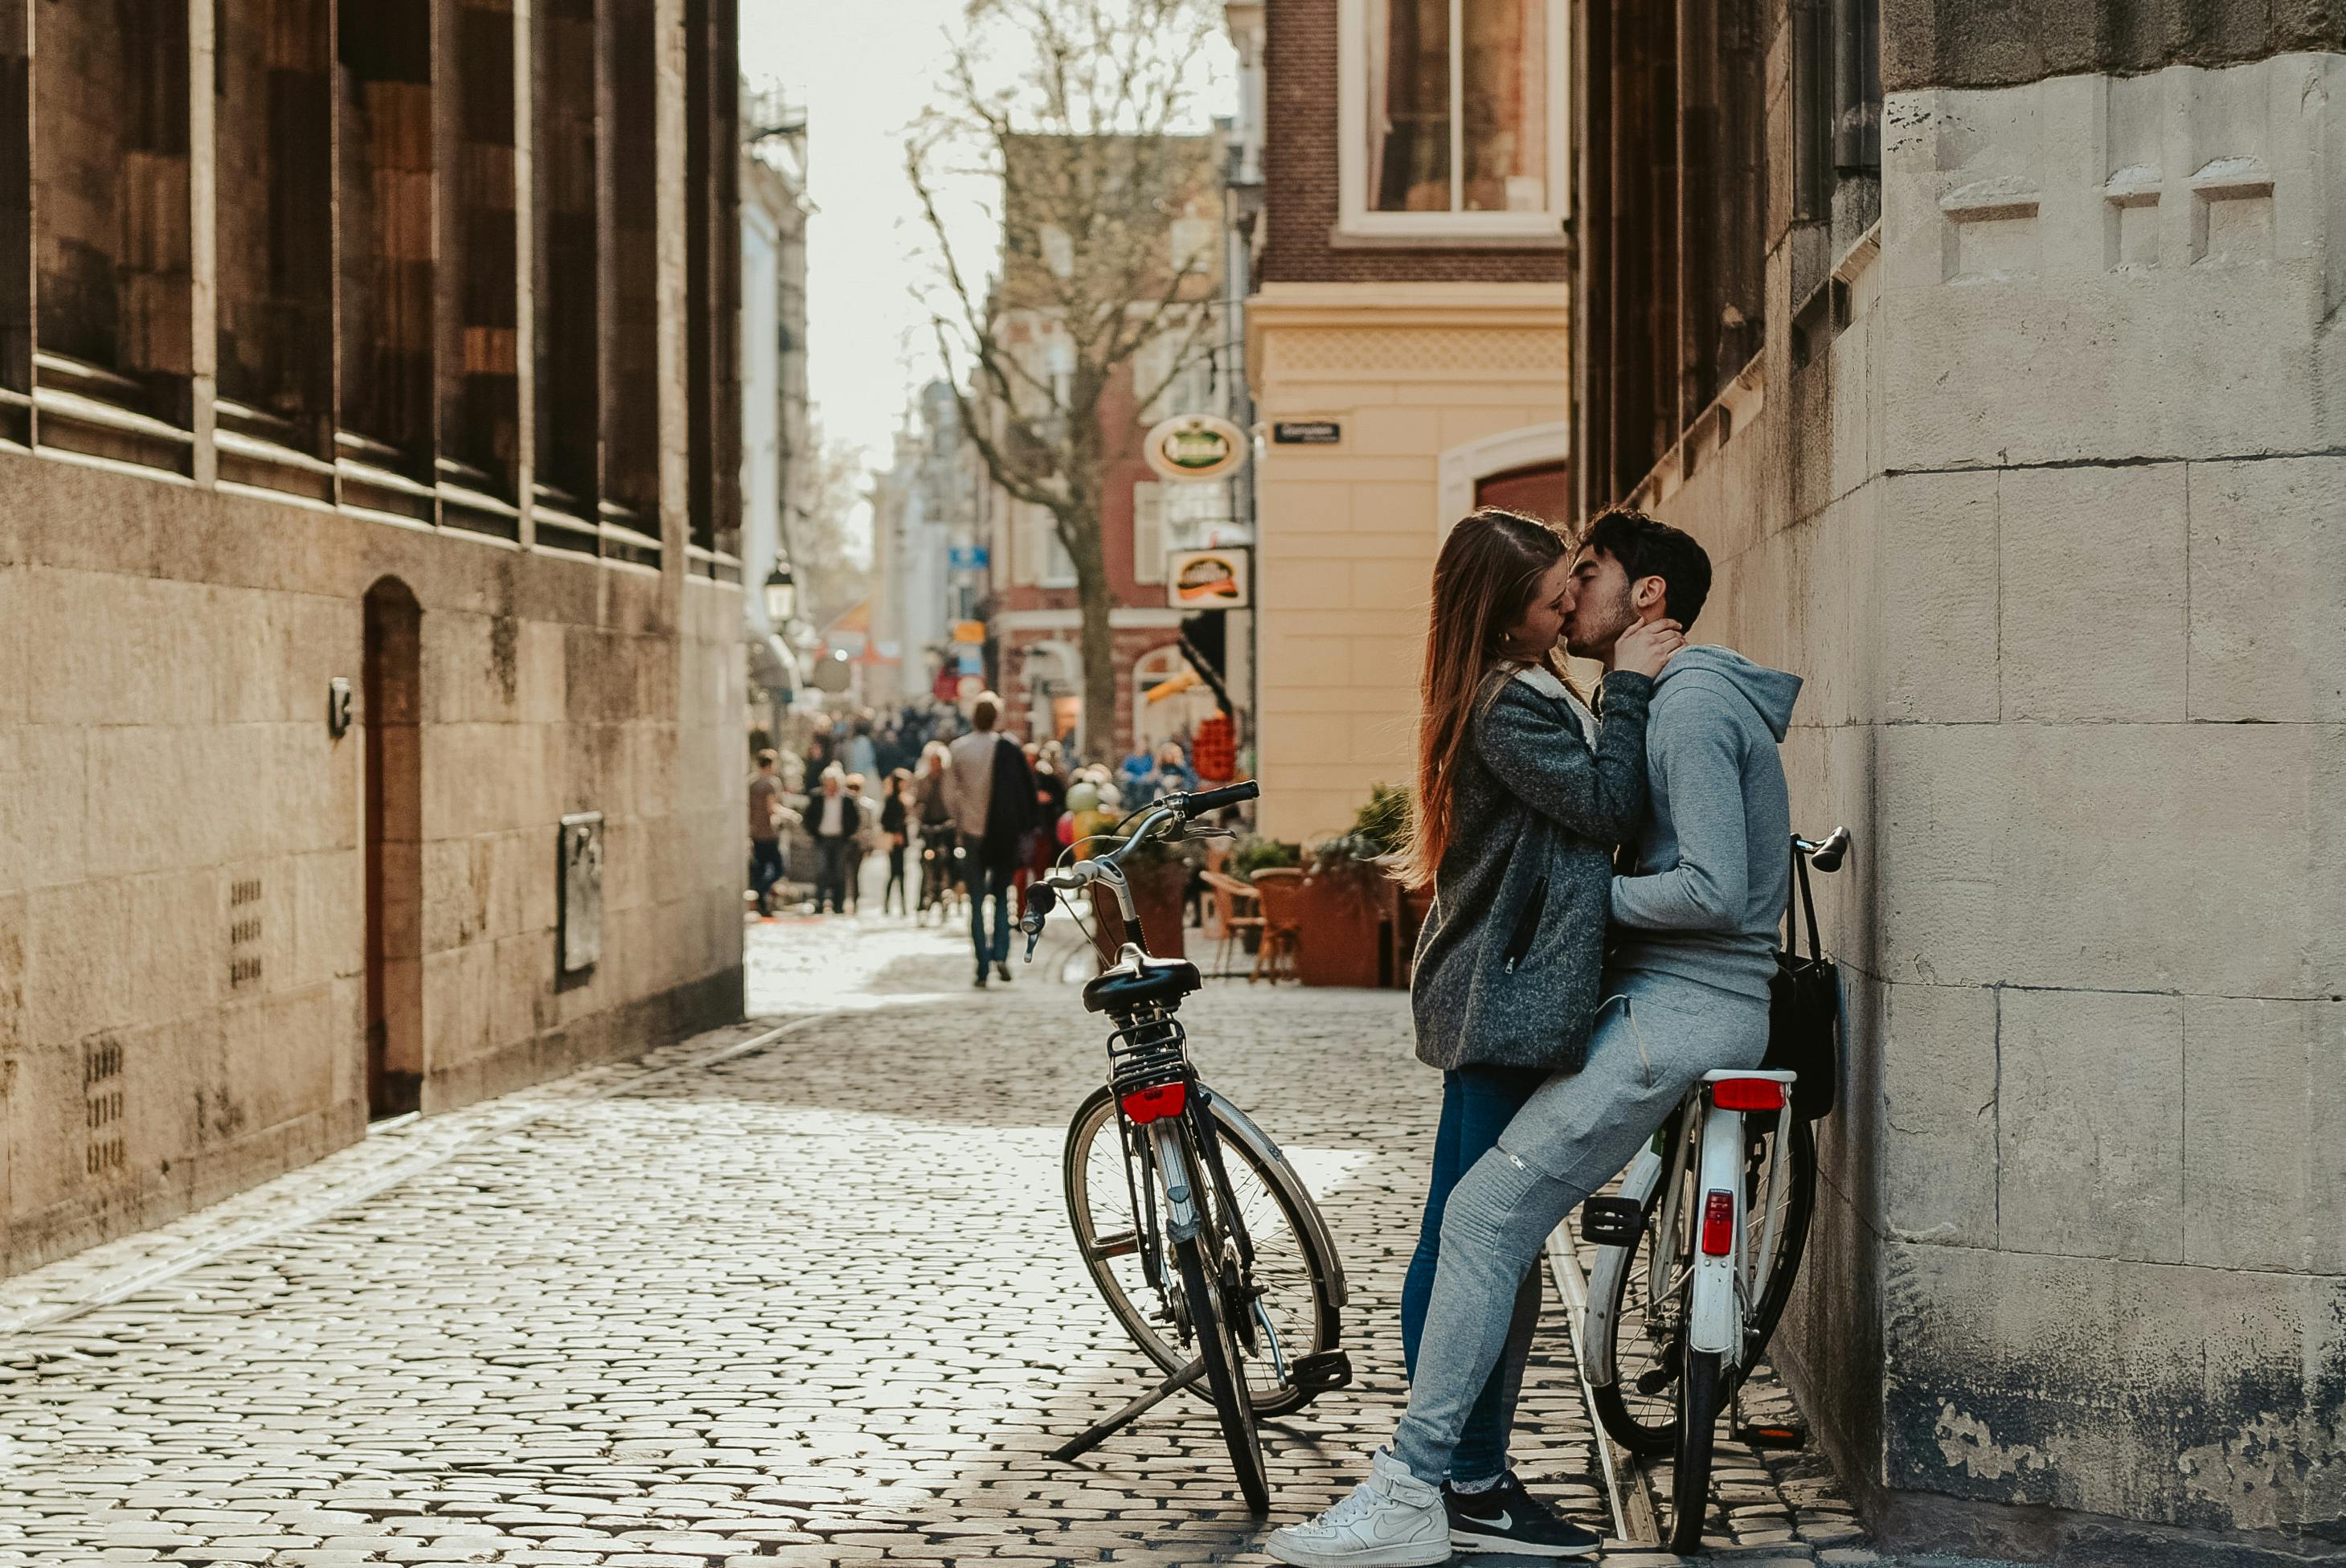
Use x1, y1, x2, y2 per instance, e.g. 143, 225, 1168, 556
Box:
1341, 0, 1566, 241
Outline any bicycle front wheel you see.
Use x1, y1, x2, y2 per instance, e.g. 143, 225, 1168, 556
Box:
1063, 1083, 1340, 1415
1173, 1225, 1270, 1513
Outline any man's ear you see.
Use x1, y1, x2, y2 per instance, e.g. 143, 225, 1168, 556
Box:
1632, 575, 1668, 617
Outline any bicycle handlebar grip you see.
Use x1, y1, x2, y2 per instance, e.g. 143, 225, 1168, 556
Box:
1184, 780, 1260, 816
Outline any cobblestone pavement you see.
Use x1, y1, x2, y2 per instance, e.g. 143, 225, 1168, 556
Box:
0, 898, 1903, 1568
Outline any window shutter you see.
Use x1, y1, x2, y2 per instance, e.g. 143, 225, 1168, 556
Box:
1133, 481, 1166, 584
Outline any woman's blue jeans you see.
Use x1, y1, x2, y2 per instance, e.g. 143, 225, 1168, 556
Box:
1400, 1063, 1550, 1487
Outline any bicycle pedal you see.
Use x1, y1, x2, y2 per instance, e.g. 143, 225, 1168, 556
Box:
1288, 1349, 1353, 1393
1580, 1196, 1644, 1246
1736, 1422, 1808, 1451
1634, 1365, 1678, 1396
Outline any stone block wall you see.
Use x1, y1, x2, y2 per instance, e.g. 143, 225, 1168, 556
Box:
1640, 46, 2344, 1559
0, 457, 745, 1279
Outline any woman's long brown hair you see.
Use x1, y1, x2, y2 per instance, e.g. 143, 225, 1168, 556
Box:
1395, 509, 1571, 890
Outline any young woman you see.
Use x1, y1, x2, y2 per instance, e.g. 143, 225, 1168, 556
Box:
878, 769, 912, 915
1269, 510, 1682, 1567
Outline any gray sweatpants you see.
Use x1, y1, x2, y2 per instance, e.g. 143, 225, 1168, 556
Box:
1391, 969, 1770, 1486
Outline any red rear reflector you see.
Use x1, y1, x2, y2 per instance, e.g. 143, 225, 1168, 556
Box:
1120, 1083, 1187, 1124
1701, 1189, 1735, 1255
1712, 1078, 1786, 1112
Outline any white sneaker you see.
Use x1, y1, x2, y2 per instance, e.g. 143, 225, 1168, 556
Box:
1267, 1450, 1451, 1567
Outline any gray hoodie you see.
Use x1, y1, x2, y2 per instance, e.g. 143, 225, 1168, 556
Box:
1607, 646, 1802, 1001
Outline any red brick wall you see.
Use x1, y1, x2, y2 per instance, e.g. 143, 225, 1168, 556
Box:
993, 357, 1150, 620
1261, 0, 1568, 285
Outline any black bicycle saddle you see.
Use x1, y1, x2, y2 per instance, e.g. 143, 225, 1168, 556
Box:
1081, 952, 1202, 1014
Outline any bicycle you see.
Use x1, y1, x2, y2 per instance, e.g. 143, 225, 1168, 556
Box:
1018, 780, 1352, 1514
1579, 827, 1849, 1552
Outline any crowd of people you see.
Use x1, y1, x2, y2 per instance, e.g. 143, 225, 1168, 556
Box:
744, 697, 1214, 945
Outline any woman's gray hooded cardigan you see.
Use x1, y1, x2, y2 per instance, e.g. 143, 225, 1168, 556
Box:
1410, 664, 1653, 1075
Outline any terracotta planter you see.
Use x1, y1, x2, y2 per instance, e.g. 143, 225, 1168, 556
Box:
1295, 866, 1386, 989
1091, 862, 1189, 964
1394, 882, 1436, 989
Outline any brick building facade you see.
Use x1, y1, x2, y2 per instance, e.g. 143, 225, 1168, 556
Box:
1234, 0, 1576, 840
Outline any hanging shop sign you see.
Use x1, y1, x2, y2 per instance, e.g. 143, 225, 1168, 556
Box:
1166, 547, 1251, 611
1143, 414, 1247, 481
951, 620, 988, 646
948, 545, 989, 570
1272, 420, 1341, 445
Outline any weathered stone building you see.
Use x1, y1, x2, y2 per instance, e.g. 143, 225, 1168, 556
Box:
0, 0, 747, 1278
1568, 0, 2344, 1558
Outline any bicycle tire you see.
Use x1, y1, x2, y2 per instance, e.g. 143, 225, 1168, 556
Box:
1666, 1347, 1724, 1552
1592, 1112, 1816, 1455
1173, 1223, 1271, 1513
1063, 1084, 1341, 1416
1741, 1112, 1816, 1373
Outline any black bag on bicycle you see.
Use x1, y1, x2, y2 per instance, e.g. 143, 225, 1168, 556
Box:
1765, 842, 1843, 1122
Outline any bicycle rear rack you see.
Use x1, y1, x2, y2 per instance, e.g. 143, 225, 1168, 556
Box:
1106, 1009, 1188, 1098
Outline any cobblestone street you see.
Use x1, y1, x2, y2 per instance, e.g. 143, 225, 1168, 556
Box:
0, 902, 1888, 1568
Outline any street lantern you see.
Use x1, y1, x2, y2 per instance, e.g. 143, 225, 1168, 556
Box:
762, 563, 796, 624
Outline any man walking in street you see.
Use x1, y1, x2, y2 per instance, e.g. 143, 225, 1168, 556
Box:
747, 749, 790, 919
944, 692, 1037, 989
809, 765, 857, 915
1270, 510, 1804, 1566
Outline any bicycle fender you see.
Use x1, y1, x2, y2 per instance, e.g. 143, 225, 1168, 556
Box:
1205, 1090, 1350, 1310
1688, 1103, 1745, 1357
1580, 1147, 1664, 1388
1153, 1126, 1202, 1243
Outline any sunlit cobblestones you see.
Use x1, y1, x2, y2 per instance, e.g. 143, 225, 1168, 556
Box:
0, 915, 1877, 1566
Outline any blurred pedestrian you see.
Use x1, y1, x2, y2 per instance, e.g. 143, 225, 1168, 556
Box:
845, 774, 875, 913
747, 748, 788, 919
808, 766, 855, 915
944, 692, 1038, 989
879, 769, 912, 915
914, 740, 957, 924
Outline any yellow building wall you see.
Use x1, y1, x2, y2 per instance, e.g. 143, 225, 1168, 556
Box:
1245, 282, 1570, 842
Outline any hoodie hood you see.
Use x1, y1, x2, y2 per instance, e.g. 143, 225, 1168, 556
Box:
1655, 645, 1802, 741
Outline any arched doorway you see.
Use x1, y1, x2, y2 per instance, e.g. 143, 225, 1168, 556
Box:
362, 579, 424, 1119
1437, 421, 1573, 528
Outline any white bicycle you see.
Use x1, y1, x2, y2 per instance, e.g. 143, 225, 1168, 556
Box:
1580, 827, 1847, 1552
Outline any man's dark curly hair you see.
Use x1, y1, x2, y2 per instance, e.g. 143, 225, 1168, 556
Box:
1584, 507, 1713, 632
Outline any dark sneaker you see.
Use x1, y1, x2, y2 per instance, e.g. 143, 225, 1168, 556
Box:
996, 961, 1013, 983
1445, 1473, 1600, 1558
972, 970, 989, 989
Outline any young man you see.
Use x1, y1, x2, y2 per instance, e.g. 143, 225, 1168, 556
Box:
1269, 510, 1801, 1566
747, 749, 788, 919
944, 693, 1037, 988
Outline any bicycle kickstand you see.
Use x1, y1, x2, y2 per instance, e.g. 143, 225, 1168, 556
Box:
1047, 1358, 1208, 1463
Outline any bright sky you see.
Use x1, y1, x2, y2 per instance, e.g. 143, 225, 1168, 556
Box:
739, 1, 1235, 477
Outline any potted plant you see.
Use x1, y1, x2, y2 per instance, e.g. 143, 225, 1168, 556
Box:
1090, 822, 1194, 964
1295, 784, 1411, 989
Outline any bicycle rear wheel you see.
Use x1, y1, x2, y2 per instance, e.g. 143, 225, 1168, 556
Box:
1173, 1225, 1270, 1513
1064, 1083, 1340, 1415
1592, 1110, 1816, 1455
1665, 1347, 1724, 1552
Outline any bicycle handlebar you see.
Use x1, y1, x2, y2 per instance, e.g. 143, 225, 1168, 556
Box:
1795, 826, 1851, 873
1020, 781, 1263, 951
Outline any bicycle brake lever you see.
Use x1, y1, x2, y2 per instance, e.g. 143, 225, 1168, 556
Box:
1019, 885, 1055, 963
